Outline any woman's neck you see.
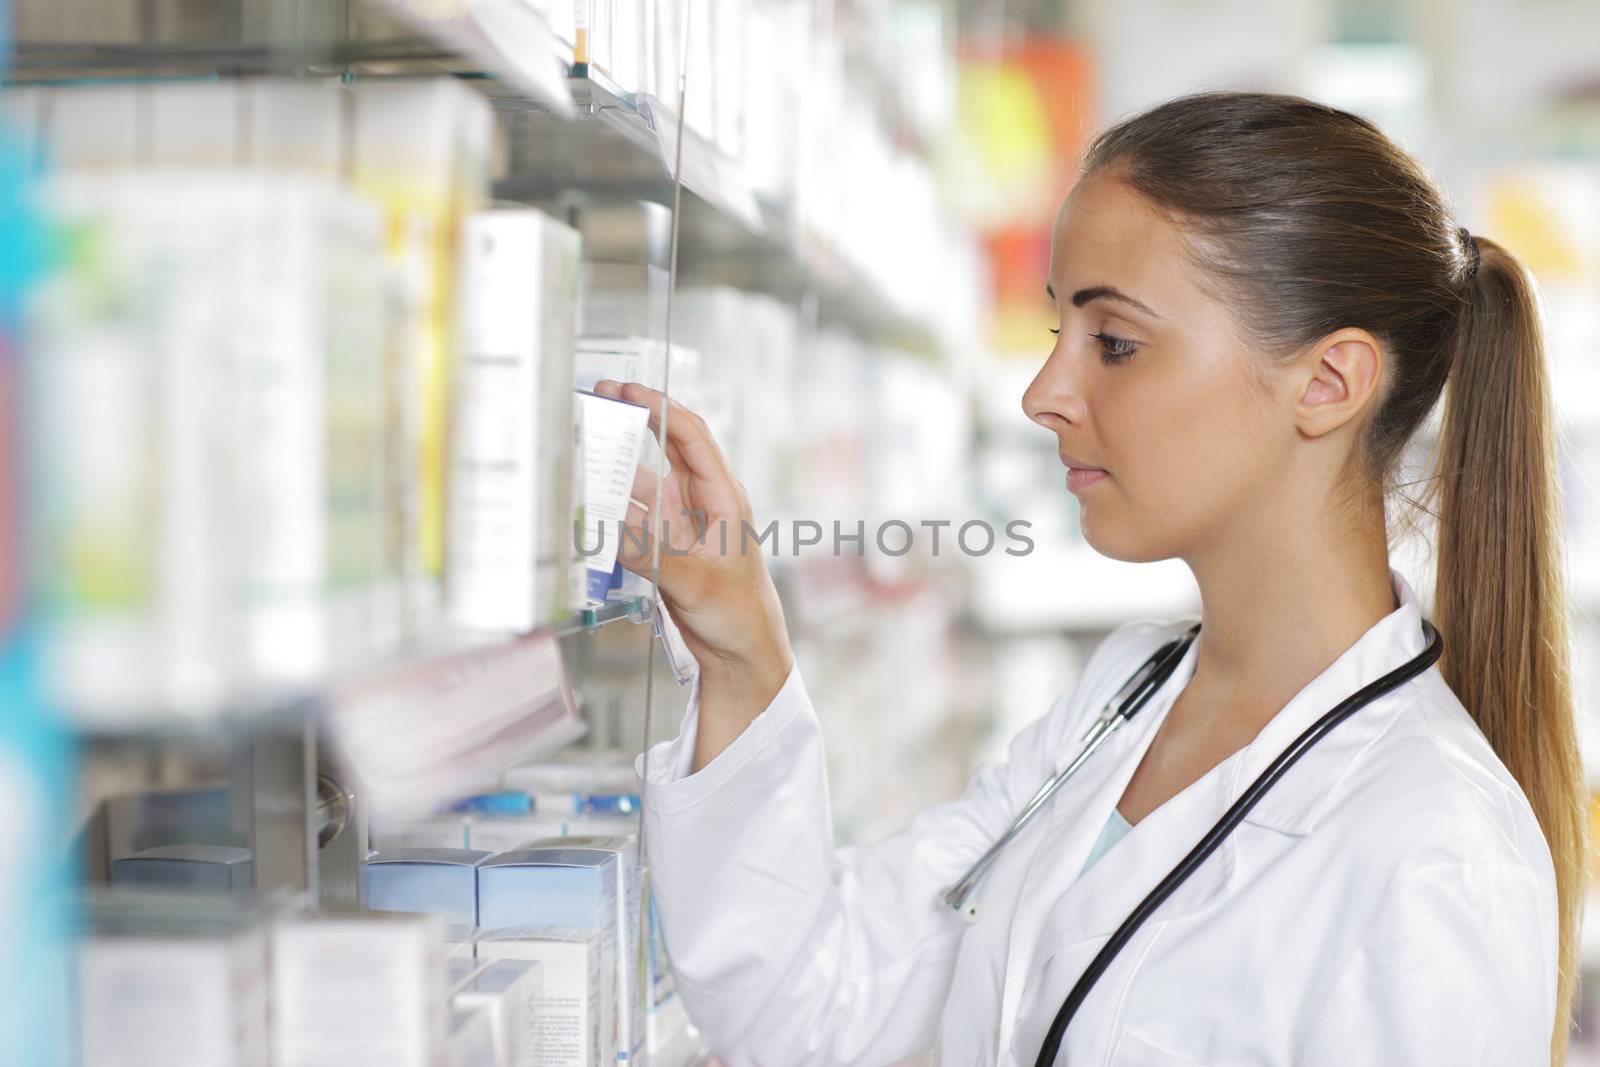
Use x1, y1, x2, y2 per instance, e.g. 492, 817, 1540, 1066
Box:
1182, 518, 1398, 713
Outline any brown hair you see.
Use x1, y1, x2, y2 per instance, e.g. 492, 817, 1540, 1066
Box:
1081, 90, 1585, 1062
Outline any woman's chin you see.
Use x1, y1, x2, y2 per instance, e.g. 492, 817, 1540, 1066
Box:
1079, 517, 1167, 565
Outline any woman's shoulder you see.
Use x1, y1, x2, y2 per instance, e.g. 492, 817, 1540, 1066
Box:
1323, 669, 1556, 889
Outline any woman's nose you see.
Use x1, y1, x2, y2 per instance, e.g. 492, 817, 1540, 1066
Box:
1021, 350, 1087, 430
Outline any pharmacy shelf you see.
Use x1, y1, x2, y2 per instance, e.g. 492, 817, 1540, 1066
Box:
495, 69, 946, 357
364, 0, 574, 115
7, 0, 570, 116
492, 67, 763, 237
8, 27, 946, 358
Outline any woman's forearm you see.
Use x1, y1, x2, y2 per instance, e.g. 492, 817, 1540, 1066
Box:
692, 647, 794, 775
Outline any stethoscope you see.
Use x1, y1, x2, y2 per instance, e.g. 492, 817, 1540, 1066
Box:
938, 615, 1445, 1066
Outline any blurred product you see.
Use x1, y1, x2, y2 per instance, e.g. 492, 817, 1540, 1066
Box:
669, 286, 800, 517
269, 911, 448, 1067
351, 77, 493, 629
447, 1004, 499, 1067
78, 923, 269, 1067
241, 78, 345, 180
366, 847, 493, 927
534, 791, 639, 817
465, 813, 572, 854
44, 83, 143, 169
448, 208, 583, 634
326, 628, 584, 816
449, 790, 534, 815
574, 335, 671, 393
556, 835, 646, 1062
450, 958, 545, 1067
146, 80, 242, 166
501, 758, 640, 795
369, 813, 471, 852
443, 924, 480, 960
31, 172, 387, 724
574, 201, 670, 342
229, 180, 386, 690
477, 925, 606, 1067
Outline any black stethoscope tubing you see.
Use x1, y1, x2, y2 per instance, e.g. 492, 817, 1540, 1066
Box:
1032, 616, 1444, 1066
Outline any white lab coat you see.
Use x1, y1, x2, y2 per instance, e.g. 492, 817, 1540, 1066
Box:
635, 566, 1559, 1065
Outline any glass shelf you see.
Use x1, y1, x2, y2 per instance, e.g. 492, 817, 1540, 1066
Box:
563, 594, 656, 635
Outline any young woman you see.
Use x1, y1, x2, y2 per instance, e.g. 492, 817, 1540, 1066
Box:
592, 89, 1583, 1066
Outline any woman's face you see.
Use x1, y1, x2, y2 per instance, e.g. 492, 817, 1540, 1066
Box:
1021, 170, 1295, 564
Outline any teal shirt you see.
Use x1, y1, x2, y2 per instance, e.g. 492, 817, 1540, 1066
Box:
1080, 806, 1134, 874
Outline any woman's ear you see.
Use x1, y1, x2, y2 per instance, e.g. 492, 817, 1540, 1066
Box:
1294, 329, 1384, 439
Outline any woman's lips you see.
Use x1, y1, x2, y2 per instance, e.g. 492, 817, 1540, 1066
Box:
1059, 451, 1108, 493
1067, 468, 1109, 492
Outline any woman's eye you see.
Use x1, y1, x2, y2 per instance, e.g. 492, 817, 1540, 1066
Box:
1049, 327, 1060, 337
1091, 330, 1138, 364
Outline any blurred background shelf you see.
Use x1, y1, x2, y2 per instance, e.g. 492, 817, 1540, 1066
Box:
5, 4, 955, 359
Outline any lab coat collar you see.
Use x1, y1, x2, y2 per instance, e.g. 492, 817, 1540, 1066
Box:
1225, 564, 1430, 836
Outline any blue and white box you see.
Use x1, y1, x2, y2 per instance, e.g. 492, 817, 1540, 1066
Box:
478, 842, 622, 1061
367, 848, 492, 927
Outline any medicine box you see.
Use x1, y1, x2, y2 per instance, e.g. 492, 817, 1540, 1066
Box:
366, 847, 492, 927
477, 925, 604, 1067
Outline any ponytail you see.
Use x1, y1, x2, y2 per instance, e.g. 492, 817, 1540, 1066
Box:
1430, 234, 1587, 1065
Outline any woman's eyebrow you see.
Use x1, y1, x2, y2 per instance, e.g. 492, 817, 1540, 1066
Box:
1046, 282, 1162, 319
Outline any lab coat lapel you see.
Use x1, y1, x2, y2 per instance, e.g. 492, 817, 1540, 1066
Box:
994, 627, 1203, 1055
1003, 742, 1240, 1063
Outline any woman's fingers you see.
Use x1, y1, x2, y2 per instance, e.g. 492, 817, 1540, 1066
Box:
594, 379, 735, 489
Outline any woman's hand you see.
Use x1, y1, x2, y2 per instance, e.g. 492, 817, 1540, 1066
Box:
591, 379, 794, 768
